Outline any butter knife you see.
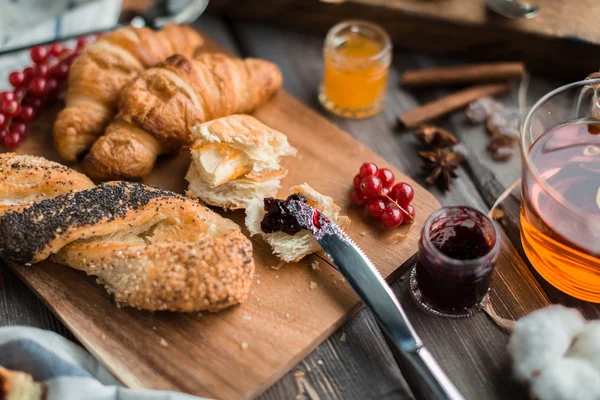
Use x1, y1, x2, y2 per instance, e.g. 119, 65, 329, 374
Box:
302, 206, 464, 400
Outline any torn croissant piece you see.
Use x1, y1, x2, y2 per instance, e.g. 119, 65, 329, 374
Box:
0, 366, 46, 400
245, 183, 350, 263
83, 53, 283, 180
0, 155, 254, 312
53, 24, 204, 162
186, 114, 297, 209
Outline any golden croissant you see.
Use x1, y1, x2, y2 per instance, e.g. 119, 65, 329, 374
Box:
0, 153, 254, 312
83, 53, 283, 180
53, 24, 204, 162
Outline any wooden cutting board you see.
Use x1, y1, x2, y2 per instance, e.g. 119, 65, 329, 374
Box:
3, 36, 440, 400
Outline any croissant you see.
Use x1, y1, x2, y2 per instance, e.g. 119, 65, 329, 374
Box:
53, 24, 204, 162
0, 154, 254, 312
83, 53, 283, 180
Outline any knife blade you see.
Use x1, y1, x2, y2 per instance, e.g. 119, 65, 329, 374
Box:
310, 214, 464, 400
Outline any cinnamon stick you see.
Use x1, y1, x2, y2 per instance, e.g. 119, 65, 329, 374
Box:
398, 83, 510, 128
401, 62, 524, 88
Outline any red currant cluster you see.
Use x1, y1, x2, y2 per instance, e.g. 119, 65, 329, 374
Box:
350, 162, 415, 229
0, 37, 91, 149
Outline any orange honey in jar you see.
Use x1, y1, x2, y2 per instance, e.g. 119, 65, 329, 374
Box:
319, 20, 392, 118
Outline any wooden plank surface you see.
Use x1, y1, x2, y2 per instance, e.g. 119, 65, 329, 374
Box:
229, 19, 557, 400
1, 10, 599, 400
207, 0, 600, 79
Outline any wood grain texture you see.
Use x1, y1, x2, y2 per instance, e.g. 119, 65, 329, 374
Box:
2, 31, 441, 400
229, 20, 556, 400
208, 0, 600, 78
1, 11, 599, 400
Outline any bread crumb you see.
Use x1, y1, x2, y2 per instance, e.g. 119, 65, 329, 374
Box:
275, 275, 279, 278
294, 370, 305, 378
271, 261, 285, 270
240, 341, 249, 350
286, 313, 291, 319
240, 313, 252, 321
102, 334, 106, 340
160, 338, 168, 347
311, 261, 320, 271
197, 312, 203, 317
309, 281, 318, 290
317, 360, 324, 365
152, 326, 157, 331
333, 280, 338, 285
359, 231, 366, 236
340, 333, 347, 342
256, 279, 261, 284
340, 277, 346, 283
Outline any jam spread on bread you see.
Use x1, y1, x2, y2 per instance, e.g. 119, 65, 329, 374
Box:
260, 194, 329, 236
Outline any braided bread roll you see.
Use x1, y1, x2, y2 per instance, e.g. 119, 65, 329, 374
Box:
0, 155, 254, 312
53, 24, 204, 162
83, 53, 283, 180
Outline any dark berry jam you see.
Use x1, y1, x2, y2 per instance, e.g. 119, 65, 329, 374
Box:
412, 206, 499, 316
260, 194, 329, 236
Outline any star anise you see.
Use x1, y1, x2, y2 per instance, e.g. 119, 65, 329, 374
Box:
414, 124, 458, 147
419, 147, 465, 190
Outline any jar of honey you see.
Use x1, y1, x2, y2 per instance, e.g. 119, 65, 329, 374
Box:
319, 20, 392, 119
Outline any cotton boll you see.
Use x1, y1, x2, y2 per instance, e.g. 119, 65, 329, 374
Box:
530, 358, 600, 400
568, 321, 600, 371
508, 305, 586, 381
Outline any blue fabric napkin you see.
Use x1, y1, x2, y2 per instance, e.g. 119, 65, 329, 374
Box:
0, 326, 211, 399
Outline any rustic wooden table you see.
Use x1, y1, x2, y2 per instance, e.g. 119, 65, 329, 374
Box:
0, 13, 596, 400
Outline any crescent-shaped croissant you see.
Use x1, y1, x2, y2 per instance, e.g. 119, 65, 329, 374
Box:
53, 24, 204, 162
83, 53, 283, 180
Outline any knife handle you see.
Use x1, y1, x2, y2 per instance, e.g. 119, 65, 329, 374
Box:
383, 331, 464, 400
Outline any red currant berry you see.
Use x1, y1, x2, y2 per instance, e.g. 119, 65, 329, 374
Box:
359, 175, 383, 197
359, 162, 378, 178
381, 205, 403, 228
0, 113, 6, 129
390, 182, 415, 208
22, 67, 35, 86
403, 204, 416, 223
22, 96, 43, 109
11, 122, 26, 136
45, 78, 58, 94
350, 188, 370, 207
18, 106, 35, 122
8, 71, 25, 88
377, 168, 395, 188
3, 132, 22, 149
50, 62, 70, 81
29, 78, 47, 97
34, 64, 49, 78
30, 46, 49, 64
76, 36, 89, 50
0, 91, 15, 103
13, 87, 27, 100
49, 43, 64, 56
2, 100, 20, 117
367, 197, 387, 221
353, 174, 362, 188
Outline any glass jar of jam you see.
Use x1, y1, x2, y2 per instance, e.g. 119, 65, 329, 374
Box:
319, 20, 392, 119
410, 206, 500, 318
